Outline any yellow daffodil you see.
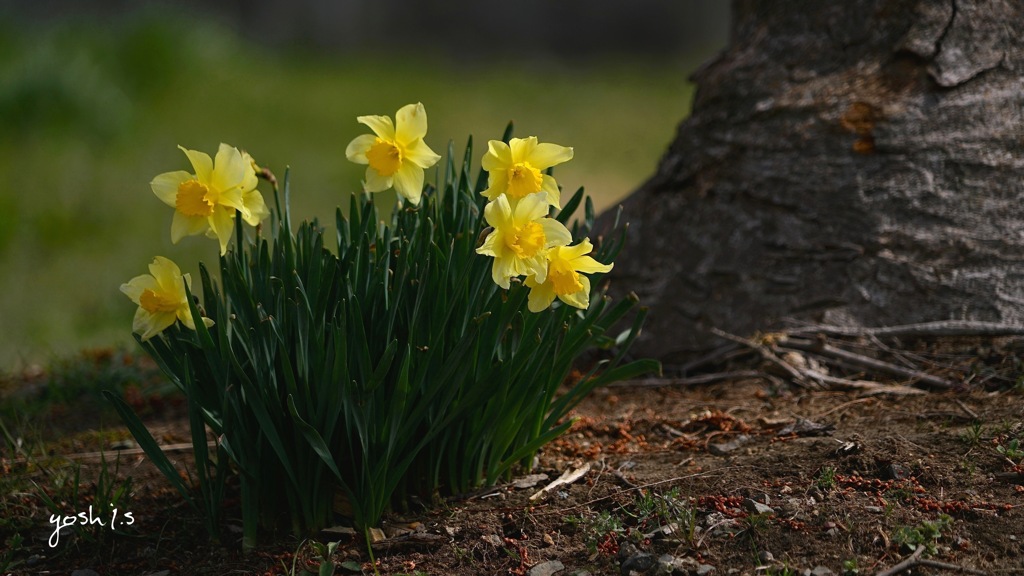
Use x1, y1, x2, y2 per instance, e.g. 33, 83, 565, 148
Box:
476, 192, 572, 289
481, 136, 573, 208
524, 239, 613, 312
120, 256, 213, 341
345, 102, 441, 205
151, 143, 268, 255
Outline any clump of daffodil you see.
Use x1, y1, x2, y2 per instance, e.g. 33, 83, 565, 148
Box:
524, 239, 613, 312
345, 102, 442, 205
151, 143, 269, 255
476, 192, 572, 288
120, 256, 213, 341
481, 136, 573, 209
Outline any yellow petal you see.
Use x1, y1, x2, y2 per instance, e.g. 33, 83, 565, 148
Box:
527, 278, 557, 312
149, 257, 184, 297
491, 258, 515, 289
135, 308, 176, 341
572, 254, 613, 275
484, 195, 513, 229
528, 143, 573, 169
560, 239, 595, 260
357, 115, 396, 140
403, 138, 441, 169
242, 190, 270, 226
476, 230, 501, 257
151, 171, 192, 207
481, 173, 508, 202
178, 146, 213, 184
240, 151, 259, 192
120, 275, 159, 304
540, 219, 572, 249
559, 275, 591, 309
393, 163, 424, 205
509, 137, 538, 163
149, 255, 181, 281
540, 175, 562, 209
395, 103, 428, 144
209, 207, 235, 255
212, 144, 246, 194
363, 166, 393, 193
345, 134, 378, 164
514, 192, 550, 222
176, 307, 213, 332
177, 306, 195, 330
171, 211, 209, 243
481, 140, 512, 171
522, 254, 551, 284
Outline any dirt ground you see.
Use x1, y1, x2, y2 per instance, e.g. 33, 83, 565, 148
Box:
5, 337, 1024, 575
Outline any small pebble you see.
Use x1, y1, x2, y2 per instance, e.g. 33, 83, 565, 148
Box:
743, 499, 775, 515
620, 552, 656, 576
528, 559, 565, 576
708, 435, 751, 456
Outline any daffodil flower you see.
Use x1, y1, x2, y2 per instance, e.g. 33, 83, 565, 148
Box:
481, 136, 573, 208
151, 143, 268, 255
345, 102, 442, 205
476, 193, 573, 289
524, 239, 613, 312
120, 256, 214, 341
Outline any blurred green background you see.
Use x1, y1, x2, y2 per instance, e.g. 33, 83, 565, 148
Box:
0, 3, 726, 370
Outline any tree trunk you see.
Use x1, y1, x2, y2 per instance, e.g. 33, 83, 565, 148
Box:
606, 0, 1024, 362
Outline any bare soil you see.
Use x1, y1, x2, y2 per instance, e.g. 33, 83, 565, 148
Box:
4, 338, 1024, 576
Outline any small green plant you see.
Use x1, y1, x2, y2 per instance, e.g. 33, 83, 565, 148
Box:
630, 487, 697, 544
740, 512, 772, 540
959, 421, 984, 447
33, 452, 135, 547
765, 564, 797, 576
567, 487, 699, 555
282, 539, 341, 576
842, 557, 860, 575
882, 486, 915, 505
815, 465, 838, 491
892, 514, 953, 556
0, 533, 25, 572
996, 438, 1024, 461
586, 510, 625, 554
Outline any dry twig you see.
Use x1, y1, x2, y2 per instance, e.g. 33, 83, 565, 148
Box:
710, 328, 814, 388
609, 371, 763, 388
875, 546, 987, 576
782, 338, 956, 389
786, 319, 1024, 338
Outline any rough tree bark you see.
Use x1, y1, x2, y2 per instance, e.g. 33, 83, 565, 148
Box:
606, 0, 1024, 362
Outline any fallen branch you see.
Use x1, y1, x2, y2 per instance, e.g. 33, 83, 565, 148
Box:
782, 338, 956, 390
875, 546, 987, 576
786, 319, 1024, 339
13, 441, 215, 465
710, 328, 814, 388
798, 367, 926, 395
608, 371, 763, 388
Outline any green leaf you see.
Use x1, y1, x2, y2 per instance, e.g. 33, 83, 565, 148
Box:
103, 391, 197, 511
